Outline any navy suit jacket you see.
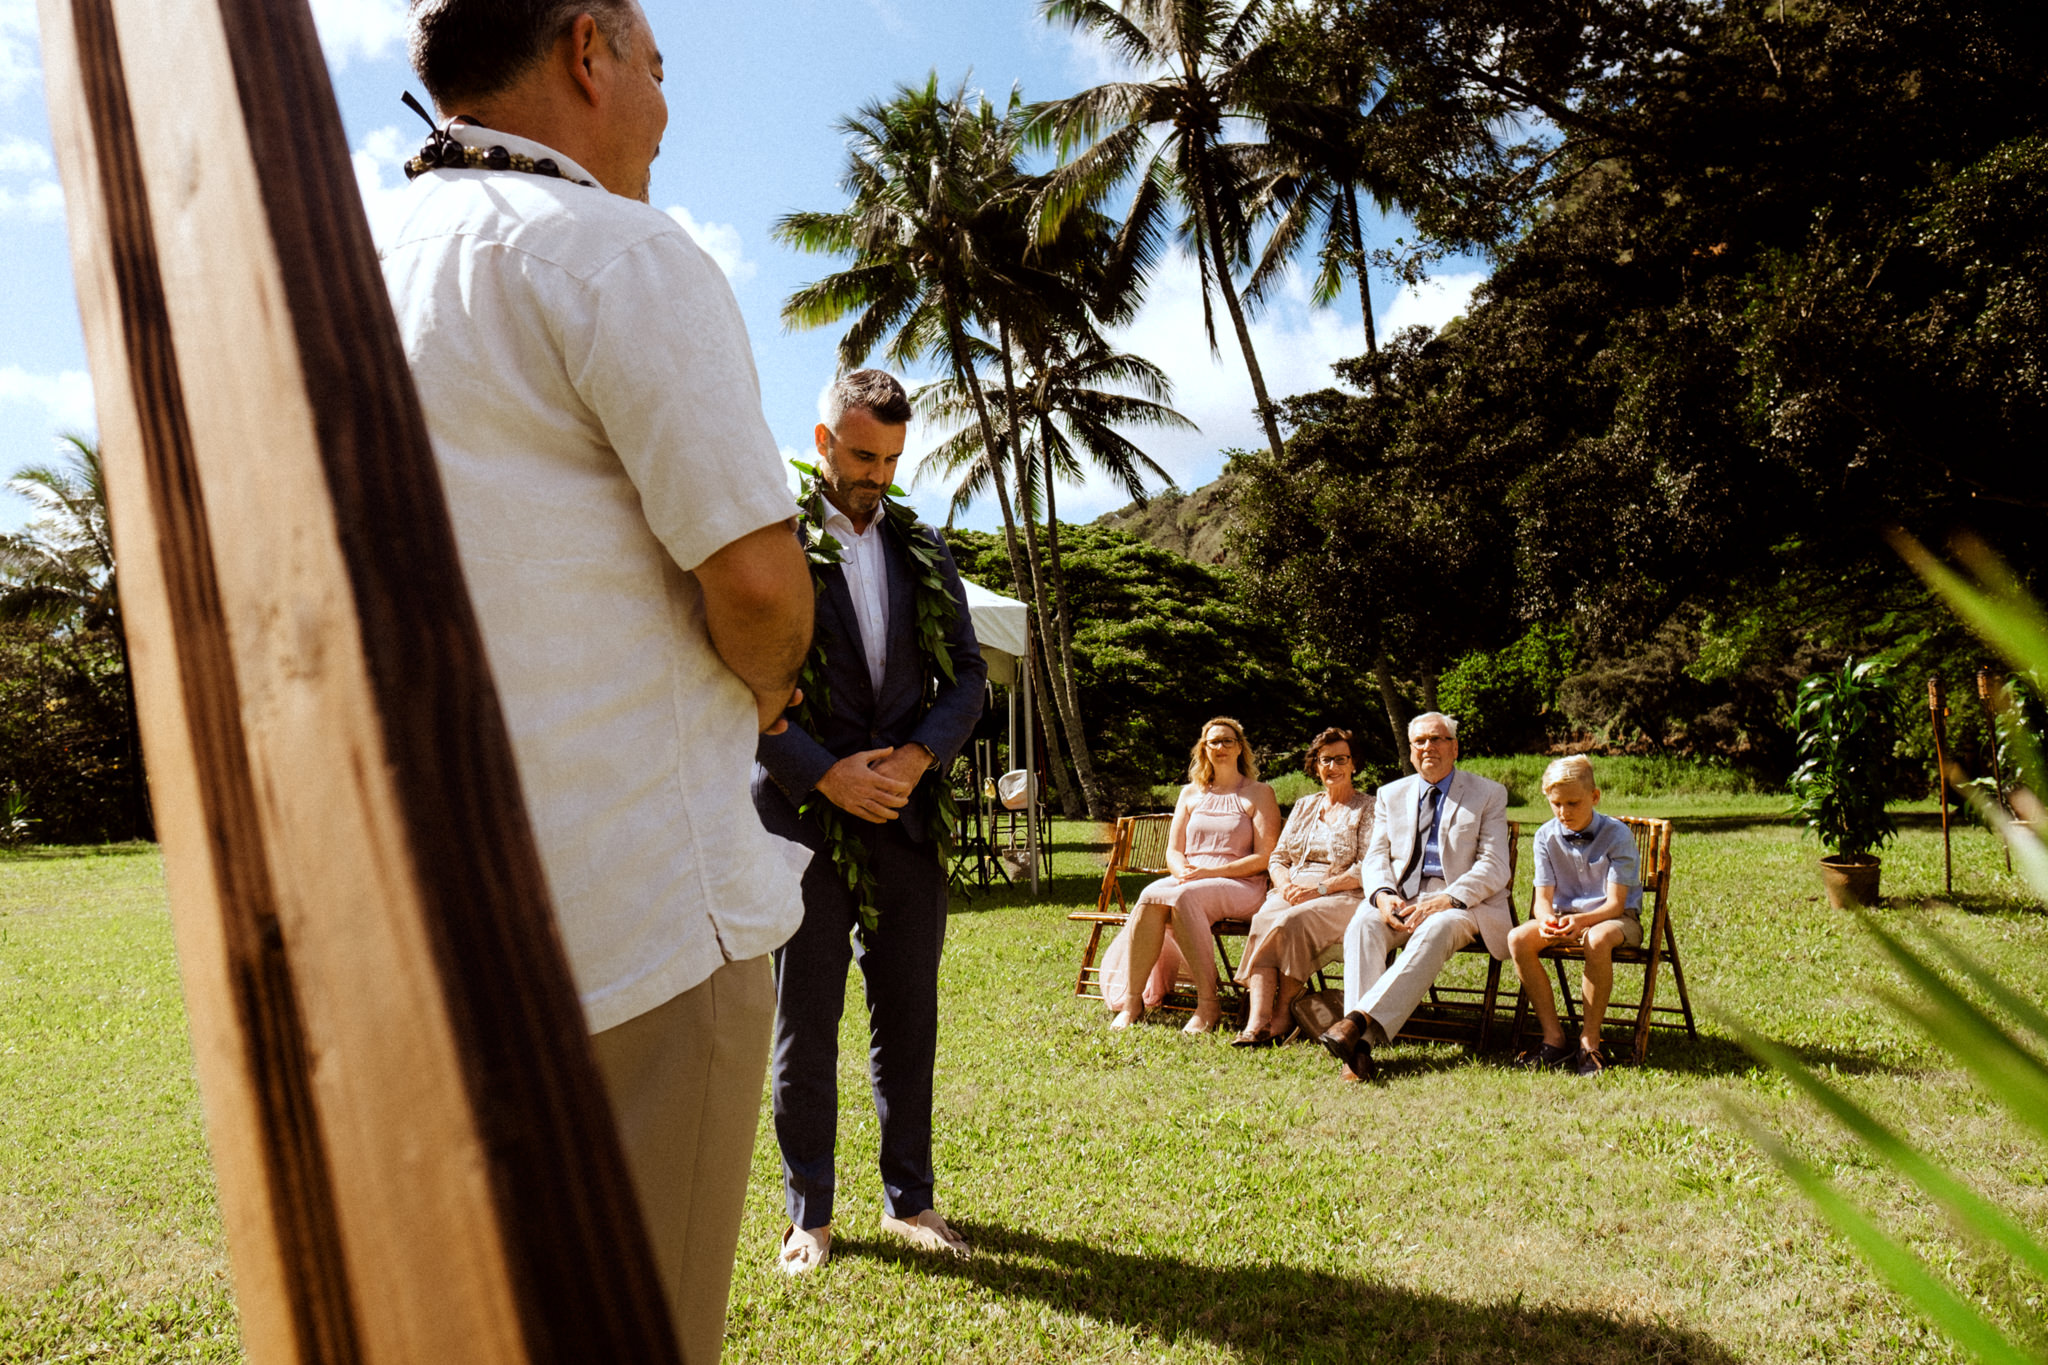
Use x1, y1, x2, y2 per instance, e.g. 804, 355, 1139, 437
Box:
753, 519, 986, 848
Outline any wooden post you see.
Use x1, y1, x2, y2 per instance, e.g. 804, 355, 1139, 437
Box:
1979, 666, 2014, 873
36, 0, 680, 1359
1929, 676, 1952, 896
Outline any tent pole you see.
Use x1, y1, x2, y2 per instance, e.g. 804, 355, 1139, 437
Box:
1024, 618, 1039, 896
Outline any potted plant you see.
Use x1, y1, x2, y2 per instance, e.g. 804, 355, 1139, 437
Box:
1789, 657, 1901, 907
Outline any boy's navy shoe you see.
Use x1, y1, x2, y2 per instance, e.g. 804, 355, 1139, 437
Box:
1532, 1041, 1576, 1071
1573, 1045, 1607, 1078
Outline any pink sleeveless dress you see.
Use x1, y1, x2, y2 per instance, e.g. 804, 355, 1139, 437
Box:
1099, 788, 1267, 1009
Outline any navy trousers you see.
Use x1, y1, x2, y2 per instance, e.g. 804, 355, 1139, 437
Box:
771, 817, 948, 1230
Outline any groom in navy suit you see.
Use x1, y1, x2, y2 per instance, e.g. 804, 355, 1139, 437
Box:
754, 370, 986, 1274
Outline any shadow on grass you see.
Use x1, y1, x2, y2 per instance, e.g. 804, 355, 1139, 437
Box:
948, 870, 1106, 915
836, 1226, 1737, 1364
1330, 1032, 1915, 1084
1925, 890, 2047, 918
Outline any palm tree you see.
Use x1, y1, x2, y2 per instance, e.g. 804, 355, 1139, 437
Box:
917, 335, 1193, 817
1238, 0, 1396, 355
0, 434, 151, 838
1031, 0, 1289, 462
776, 73, 1094, 816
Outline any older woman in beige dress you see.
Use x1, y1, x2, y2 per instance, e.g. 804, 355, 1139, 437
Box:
1231, 728, 1374, 1047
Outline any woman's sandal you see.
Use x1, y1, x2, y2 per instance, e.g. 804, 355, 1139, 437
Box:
1230, 1027, 1280, 1049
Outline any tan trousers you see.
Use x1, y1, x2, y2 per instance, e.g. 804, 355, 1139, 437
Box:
589, 955, 775, 1365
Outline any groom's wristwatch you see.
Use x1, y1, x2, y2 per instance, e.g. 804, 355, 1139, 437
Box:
1447, 896, 1467, 910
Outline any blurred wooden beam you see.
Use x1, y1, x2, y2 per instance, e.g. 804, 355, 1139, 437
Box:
36, 0, 680, 1359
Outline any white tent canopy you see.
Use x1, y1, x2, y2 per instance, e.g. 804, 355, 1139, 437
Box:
959, 576, 1040, 893
961, 577, 1029, 686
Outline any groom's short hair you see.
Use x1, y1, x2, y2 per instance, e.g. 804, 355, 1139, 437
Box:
409, 0, 638, 110
819, 370, 914, 429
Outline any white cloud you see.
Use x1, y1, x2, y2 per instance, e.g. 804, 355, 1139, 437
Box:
0, 132, 48, 173
1379, 271, 1485, 338
0, 177, 60, 220
310, 0, 407, 67
664, 206, 756, 285
0, 365, 96, 434
350, 124, 416, 250
0, 0, 38, 104
858, 0, 910, 36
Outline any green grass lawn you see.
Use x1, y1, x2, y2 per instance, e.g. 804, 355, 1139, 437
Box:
4, 804, 2046, 1362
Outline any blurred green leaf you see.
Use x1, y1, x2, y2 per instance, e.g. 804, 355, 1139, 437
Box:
1729, 1019, 2048, 1283
1894, 532, 2048, 683
1857, 912, 2048, 1149
1725, 1105, 2040, 1365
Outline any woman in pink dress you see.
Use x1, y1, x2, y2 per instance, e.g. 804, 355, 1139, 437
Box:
1103, 717, 1281, 1034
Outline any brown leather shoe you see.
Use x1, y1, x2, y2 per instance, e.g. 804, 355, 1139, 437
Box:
1319, 1012, 1380, 1082
1317, 1013, 1361, 1067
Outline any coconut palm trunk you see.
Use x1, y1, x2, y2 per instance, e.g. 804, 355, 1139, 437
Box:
949, 313, 1078, 817
1347, 184, 1377, 356
1039, 415, 1108, 819
1193, 155, 1287, 462
996, 331, 1083, 818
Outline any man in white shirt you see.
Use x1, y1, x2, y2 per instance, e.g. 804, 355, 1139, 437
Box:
385, 3, 810, 1358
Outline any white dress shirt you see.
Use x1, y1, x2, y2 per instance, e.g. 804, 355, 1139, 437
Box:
821, 504, 890, 695
381, 127, 807, 1033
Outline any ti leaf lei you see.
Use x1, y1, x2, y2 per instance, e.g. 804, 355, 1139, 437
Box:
790, 461, 961, 936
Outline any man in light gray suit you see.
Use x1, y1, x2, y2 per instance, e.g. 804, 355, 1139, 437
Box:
1319, 712, 1512, 1080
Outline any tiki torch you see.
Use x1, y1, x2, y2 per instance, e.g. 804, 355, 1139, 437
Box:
1930, 675, 1952, 895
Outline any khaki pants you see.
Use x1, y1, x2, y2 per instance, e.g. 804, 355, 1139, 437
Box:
590, 955, 775, 1365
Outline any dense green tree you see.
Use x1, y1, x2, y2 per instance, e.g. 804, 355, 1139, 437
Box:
1234, 0, 2048, 767
0, 436, 149, 841
948, 523, 1390, 809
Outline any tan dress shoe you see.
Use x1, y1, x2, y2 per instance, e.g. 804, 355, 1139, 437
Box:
879, 1208, 971, 1258
778, 1223, 831, 1276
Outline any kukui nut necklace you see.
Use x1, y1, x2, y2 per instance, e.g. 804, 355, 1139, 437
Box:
790, 461, 961, 937
399, 91, 598, 187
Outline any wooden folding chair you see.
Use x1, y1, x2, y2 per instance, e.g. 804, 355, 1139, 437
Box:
1510, 815, 1698, 1065
1070, 813, 1172, 1000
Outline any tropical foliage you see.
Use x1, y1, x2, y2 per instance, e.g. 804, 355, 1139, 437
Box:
1788, 657, 1904, 860
0, 436, 149, 843
1736, 538, 2048, 1364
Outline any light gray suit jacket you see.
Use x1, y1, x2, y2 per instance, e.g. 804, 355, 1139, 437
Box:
1361, 768, 1514, 958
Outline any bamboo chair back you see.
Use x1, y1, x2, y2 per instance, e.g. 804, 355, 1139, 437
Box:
1071, 813, 1174, 999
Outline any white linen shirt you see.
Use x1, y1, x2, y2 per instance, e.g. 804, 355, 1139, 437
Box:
821, 504, 890, 695
381, 127, 806, 1033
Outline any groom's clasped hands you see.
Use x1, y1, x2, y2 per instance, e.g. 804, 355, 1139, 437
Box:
815, 745, 924, 824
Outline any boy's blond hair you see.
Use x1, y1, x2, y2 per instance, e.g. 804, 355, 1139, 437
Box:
1541, 755, 1598, 796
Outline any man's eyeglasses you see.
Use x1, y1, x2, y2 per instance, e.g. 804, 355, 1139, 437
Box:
1411, 735, 1454, 747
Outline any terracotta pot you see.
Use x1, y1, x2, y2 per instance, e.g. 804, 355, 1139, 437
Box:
1819, 854, 1882, 909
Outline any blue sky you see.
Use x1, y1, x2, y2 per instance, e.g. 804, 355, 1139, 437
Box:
0, 0, 1483, 537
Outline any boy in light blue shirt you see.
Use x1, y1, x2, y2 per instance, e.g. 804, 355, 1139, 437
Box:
1509, 756, 1642, 1076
